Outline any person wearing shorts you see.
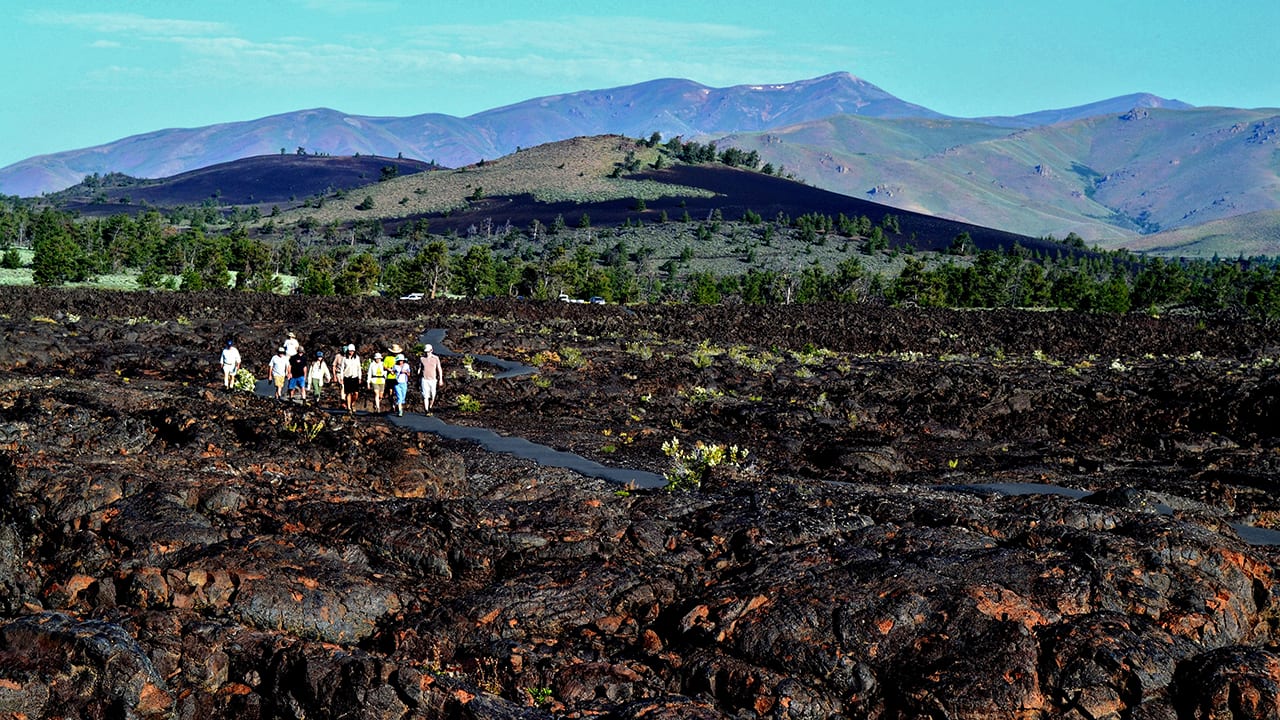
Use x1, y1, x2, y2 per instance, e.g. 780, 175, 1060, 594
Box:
367, 352, 387, 413
287, 347, 308, 400
268, 347, 289, 400
219, 340, 241, 390
419, 344, 443, 413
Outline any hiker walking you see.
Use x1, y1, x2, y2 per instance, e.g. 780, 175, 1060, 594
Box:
287, 346, 308, 400
419, 344, 443, 413
367, 351, 388, 413
268, 346, 290, 400
392, 354, 412, 417
338, 344, 363, 412
219, 340, 242, 390
283, 331, 300, 358
306, 350, 331, 403
384, 344, 403, 407
331, 348, 346, 404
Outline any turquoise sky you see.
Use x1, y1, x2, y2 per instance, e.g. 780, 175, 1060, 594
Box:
3, 0, 1277, 169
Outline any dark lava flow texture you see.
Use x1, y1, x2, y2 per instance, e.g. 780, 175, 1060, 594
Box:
1, 287, 1280, 719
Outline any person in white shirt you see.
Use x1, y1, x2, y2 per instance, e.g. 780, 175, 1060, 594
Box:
268, 347, 290, 400
219, 340, 242, 390
339, 344, 363, 412
283, 331, 301, 358
366, 352, 388, 413
306, 351, 331, 403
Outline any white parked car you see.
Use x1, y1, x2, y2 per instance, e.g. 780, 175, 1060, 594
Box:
399, 292, 425, 301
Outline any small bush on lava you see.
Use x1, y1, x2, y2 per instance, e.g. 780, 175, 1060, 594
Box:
558, 347, 586, 369
661, 437, 750, 491
233, 369, 257, 392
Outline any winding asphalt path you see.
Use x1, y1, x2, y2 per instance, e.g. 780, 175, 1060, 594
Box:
947, 482, 1280, 547
257, 331, 666, 490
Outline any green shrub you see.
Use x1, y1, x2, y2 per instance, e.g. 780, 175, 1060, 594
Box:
233, 369, 257, 392
558, 346, 586, 369
661, 437, 750, 491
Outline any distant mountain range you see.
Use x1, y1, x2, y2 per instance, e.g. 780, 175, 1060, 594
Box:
3, 72, 1277, 254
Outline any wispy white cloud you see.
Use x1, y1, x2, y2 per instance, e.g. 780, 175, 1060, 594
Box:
30, 11, 232, 37
405, 16, 770, 55
90, 39, 122, 49
296, 0, 398, 14
29, 9, 854, 114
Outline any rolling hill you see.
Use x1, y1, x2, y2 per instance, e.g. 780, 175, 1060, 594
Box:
4, 71, 1276, 256
48, 154, 439, 214
720, 107, 1280, 249
266, 135, 1049, 258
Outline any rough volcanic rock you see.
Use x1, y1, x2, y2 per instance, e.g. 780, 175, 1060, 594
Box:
0, 287, 1278, 719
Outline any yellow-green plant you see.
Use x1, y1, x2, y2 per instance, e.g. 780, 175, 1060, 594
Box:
455, 394, 481, 412
233, 369, 257, 392
624, 342, 654, 361
690, 348, 714, 369
285, 418, 326, 442
527, 687, 553, 706
558, 346, 586, 369
462, 355, 487, 378
531, 350, 560, 366
661, 437, 750, 491
726, 345, 779, 373
681, 386, 724, 404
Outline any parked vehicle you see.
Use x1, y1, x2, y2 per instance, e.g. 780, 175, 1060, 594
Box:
399, 292, 425, 301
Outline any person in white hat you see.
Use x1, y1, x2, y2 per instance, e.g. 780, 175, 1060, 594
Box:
392, 354, 412, 416
268, 346, 290, 400
283, 331, 300, 358
338, 344, 362, 412
419, 344, 443, 413
366, 351, 388, 413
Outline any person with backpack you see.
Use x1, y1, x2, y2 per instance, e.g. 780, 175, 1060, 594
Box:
366, 351, 388, 413
392, 354, 412, 417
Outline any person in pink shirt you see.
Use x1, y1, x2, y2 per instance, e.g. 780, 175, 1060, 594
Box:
419, 344, 443, 413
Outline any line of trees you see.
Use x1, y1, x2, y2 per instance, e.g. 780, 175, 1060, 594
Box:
6, 196, 1280, 317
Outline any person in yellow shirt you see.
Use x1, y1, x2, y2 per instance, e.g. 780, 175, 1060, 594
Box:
366, 351, 388, 413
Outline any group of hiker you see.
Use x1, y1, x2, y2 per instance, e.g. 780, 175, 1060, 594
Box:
219, 332, 444, 417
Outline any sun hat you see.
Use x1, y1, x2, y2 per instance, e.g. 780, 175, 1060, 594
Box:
288, 331, 296, 338
395, 354, 405, 362
388, 343, 404, 354
423, 344, 433, 353
346, 344, 356, 352
374, 352, 383, 359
